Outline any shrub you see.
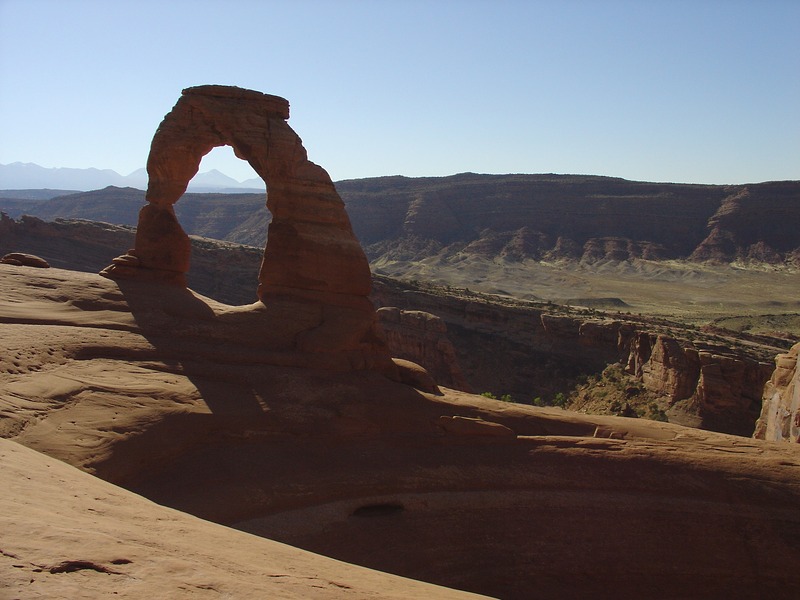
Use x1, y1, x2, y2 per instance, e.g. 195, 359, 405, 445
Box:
651, 410, 669, 422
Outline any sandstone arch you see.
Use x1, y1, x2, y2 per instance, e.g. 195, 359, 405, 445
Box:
102, 85, 393, 373
108, 85, 370, 298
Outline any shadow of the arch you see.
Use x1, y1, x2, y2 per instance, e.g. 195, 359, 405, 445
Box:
110, 278, 268, 417
102, 275, 446, 416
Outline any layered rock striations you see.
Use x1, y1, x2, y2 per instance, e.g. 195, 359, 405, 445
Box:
100, 85, 393, 372
11, 174, 800, 267
755, 342, 800, 442
626, 333, 774, 434
376, 307, 471, 391
691, 183, 800, 264
337, 174, 800, 265
2, 265, 800, 599
0, 211, 784, 436
372, 277, 778, 436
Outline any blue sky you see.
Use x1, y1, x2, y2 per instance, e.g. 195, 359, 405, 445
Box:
1, 0, 798, 184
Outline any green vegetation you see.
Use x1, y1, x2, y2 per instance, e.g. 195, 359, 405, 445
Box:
480, 392, 514, 403
570, 363, 671, 423
528, 393, 570, 409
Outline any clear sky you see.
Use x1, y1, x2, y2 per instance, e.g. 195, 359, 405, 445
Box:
1, 0, 798, 184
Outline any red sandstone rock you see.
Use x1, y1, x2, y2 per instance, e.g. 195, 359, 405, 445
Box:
391, 358, 441, 394
638, 335, 700, 401
436, 415, 516, 437
541, 317, 774, 434
131, 204, 191, 277
378, 307, 471, 391
754, 343, 800, 442
1, 252, 50, 268
103, 85, 370, 297
100, 85, 394, 374
372, 280, 774, 435
626, 334, 771, 433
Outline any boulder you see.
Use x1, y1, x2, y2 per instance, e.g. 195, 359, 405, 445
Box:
1, 252, 50, 268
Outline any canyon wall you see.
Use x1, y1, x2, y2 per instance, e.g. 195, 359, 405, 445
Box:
0, 214, 784, 436
371, 277, 778, 436
6, 175, 800, 266
754, 343, 800, 443
376, 307, 470, 391
339, 175, 800, 265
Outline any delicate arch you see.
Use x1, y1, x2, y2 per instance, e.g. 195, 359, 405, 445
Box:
101, 86, 393, 373
128, 85, 371, 300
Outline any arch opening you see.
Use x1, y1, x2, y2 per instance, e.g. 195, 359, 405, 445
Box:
188, 145, 264, 193
170, 146, 273, 305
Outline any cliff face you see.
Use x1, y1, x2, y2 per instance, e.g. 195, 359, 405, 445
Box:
754, 343, 800, 442
0, 214, 785, 437
339, 174, 800, 265
626, 332, 774, 434
6, 174, 800, 266
376, 307, 471, 392
371, 277, 779, 436
691, 183, 800, 264
337, 175, 719, 252
0, 214, 263, 305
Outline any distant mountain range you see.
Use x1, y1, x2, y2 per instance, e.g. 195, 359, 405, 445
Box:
0, 162, 264, 193
3, 174, 799, 269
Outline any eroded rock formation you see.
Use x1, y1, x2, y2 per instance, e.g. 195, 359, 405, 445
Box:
101, 85, 394, 373
377, 307, 471, 391
754, 342, 800, 442
4, 266, 800, 599
372, 278, 777, 435
625, 332, 773, 433
1, 252, 50, 268
337, 175, 800, 265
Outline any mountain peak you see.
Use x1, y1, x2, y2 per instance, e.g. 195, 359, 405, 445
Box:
0, 162, 259, 193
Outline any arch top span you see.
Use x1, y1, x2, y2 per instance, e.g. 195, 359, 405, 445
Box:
183, 84, 290, 116
145, 85, 289, 207
100, 85, 393, 373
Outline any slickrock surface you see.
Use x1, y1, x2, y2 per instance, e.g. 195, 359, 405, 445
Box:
0, 438, 483, 600
2, 265, 800, 599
